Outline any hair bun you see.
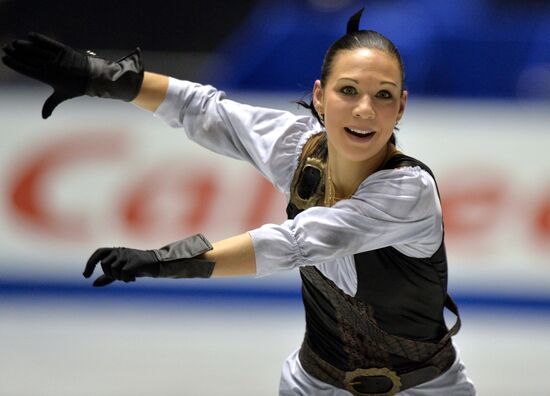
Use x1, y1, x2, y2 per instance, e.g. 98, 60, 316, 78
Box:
346, 7, 365, 34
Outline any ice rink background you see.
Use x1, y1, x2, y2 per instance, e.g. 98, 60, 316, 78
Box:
1, 294, 550, 396
1, 1, 550, 395
0, 90, 549, 396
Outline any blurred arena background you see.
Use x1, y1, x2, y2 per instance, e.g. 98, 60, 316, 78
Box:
1, 0, 549, 395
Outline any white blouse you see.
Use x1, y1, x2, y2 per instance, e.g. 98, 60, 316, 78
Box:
154, 77, 443, 297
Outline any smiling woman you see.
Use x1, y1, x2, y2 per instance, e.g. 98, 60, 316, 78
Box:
311, 47, 407, 200
2, 7, 476, 396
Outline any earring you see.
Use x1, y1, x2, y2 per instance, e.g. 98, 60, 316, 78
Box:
319, 113, 325, 123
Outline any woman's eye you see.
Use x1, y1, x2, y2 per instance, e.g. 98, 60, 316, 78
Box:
377, 90, 393, 99
340, 86, 357, 96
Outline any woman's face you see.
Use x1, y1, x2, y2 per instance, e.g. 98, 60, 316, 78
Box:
313, 48, 407, 164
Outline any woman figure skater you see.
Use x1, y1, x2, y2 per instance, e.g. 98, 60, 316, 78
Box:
2, 8, 476, 396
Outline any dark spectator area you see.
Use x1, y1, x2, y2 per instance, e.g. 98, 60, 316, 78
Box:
1, 0, 549, 98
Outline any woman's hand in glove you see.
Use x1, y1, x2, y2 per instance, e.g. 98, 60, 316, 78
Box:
2, 32, 144, 119
83, 234, 215, 287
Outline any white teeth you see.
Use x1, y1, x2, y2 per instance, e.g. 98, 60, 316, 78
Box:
348, 128, 373, 135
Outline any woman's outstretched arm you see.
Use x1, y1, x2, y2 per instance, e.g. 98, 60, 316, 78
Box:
83, 232, 257, 286
205, 233, 257, 277
132, 71, 170, 112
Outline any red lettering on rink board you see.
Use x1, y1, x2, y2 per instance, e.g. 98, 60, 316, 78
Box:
122, 167, 161, 234
440, 172, 505, 238
534, 192, 550, 247
7, 131, 550, 254
181, 177, 217, 231
10, 133, 126, 239
121, 165, 217, 236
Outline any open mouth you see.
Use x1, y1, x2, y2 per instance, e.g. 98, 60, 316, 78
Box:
345, 127, 376, 139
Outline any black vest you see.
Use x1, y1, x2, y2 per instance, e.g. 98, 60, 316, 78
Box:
286, 134, 460, 391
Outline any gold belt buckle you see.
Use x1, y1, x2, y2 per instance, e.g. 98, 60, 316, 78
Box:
344, 367, 402, 396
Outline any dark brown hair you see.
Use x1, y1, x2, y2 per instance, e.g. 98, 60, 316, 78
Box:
297, 9, 406, 144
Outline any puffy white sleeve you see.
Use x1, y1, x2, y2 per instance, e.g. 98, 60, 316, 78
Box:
249, 166, 444, 277
154, 77, 320, 193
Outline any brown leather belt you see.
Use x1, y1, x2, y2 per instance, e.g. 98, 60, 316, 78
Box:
299, 338, 456, 396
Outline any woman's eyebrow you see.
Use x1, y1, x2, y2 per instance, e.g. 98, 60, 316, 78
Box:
337, 77, 359, 83
337, 77, 398, 87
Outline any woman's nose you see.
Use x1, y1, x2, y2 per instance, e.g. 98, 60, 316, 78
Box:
353, 95, 376, 119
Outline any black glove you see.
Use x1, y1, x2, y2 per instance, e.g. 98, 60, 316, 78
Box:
83, 234, 216, 287
1, 32, 144, 119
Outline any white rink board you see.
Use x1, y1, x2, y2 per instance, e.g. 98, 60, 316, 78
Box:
0, 87, 549, 295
